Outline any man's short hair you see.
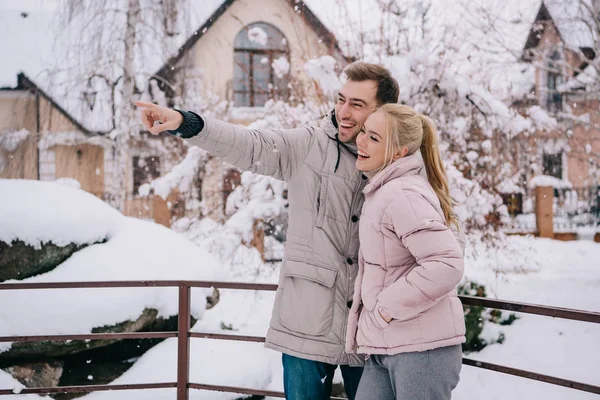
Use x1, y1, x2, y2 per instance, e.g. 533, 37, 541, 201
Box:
344, 62, 399, 105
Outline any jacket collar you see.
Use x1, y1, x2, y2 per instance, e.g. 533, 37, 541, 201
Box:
320, 109, 338, 139
363, 152, 427, 196
321, 109, 358, 173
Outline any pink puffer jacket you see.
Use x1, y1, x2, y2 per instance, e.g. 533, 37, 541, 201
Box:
345, 153, 466, 355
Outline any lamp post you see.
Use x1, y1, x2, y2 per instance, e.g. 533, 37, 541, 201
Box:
85, 74, 123, 131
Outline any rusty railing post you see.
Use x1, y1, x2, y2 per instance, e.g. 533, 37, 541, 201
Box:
177, 283, 191, 400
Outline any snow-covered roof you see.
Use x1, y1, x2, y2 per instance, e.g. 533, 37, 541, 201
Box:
523, 0, 597, 53
544, 0, 596, 49
0, 9, 59, 88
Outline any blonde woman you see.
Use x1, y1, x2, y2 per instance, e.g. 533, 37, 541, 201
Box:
346, 104, 465, 399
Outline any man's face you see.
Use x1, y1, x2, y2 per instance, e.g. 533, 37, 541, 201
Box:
334, 80, 379, 143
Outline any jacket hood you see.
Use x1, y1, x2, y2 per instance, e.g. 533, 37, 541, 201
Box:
363, 152, 427, 196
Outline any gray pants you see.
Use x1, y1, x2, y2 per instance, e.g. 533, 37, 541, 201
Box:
355, 345, 462, 400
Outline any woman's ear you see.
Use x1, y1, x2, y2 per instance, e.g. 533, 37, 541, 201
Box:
392, 146, 409, 161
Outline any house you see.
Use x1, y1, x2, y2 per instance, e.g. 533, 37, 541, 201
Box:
152, 0, 347, 111
0, 0, 347, 226
502, 0, 600, 226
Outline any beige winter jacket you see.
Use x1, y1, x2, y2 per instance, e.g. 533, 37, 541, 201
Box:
188, 112, 367, 365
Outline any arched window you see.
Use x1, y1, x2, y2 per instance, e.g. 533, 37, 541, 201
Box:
234, 22, 290, 107
546, 50, 563, 112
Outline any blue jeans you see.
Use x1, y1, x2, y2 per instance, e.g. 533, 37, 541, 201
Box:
282, 353, 363, 400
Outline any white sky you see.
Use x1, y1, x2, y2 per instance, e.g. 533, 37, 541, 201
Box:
0, 0, 60, 11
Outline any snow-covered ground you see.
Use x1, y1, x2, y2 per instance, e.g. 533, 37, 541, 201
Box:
84, 231, 600, 400
1, 179, 599, 399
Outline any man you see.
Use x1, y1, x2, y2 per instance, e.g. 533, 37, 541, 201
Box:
136, 62, 400, 399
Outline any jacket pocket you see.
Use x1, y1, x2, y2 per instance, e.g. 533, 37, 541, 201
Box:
278, 258, 337, 336
315, 176, 328, 229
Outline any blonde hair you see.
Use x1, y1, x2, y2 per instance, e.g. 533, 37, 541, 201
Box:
378, 104, 458, 228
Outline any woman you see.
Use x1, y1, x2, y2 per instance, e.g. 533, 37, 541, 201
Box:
346, 104, 465, 400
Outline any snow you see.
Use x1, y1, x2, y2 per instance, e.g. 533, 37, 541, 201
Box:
1, 179, 599, 399
37, 131, 111, 151
497, 179, 524, 194
1, 0, 599, 397
0, 0, 226, 132
544, 0, 597, 49
53, 177, 81, 189
138, 147, 207, 199
0, 129, 30, 152
0, 179, 223, 353
559, 64, 598, 92
303, 56, 342, 96
527, 106, 558, 131
529, 175, 573, 189
454, 235, 600, 400
247, 26, 268, 46
68, 230, 600, 400
0, 179, 122, 248
0, 9, 58, 88
271, 56, 290, 79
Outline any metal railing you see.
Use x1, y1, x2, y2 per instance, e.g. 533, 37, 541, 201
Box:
0, 280, 599, 399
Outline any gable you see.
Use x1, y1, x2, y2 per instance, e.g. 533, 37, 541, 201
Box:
523, 0, 597, 60
154, 0, 347, 91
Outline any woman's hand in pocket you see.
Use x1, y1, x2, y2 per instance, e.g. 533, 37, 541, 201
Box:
379, 309, 392, 323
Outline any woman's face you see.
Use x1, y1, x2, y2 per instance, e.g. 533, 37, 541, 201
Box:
356, 110, 389, 172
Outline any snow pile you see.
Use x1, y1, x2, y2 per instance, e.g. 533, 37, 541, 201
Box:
53, 177, 82, 189
529, 175, 573, 189
0, 179, 223, 354
0, 179, 122, 248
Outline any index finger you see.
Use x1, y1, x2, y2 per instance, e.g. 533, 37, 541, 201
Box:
134, 101, 160, 110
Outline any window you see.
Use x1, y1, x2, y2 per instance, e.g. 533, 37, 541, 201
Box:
546, 51, 563, 112
542, 152, 563, 179
132, 156, 160, 195
501, 193, 523, 216
234, 22, 290, 107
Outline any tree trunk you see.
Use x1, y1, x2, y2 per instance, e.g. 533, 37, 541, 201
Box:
111, 0, 141, 211
201, 155, 224, 222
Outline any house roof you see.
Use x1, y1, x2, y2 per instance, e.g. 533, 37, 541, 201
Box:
0, 9, 57, 89
153, 0, 347, 86
523, 0, 597, 57
15, 73, 95, 136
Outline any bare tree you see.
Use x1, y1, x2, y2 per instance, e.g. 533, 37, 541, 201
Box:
51, 0, 192, 211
